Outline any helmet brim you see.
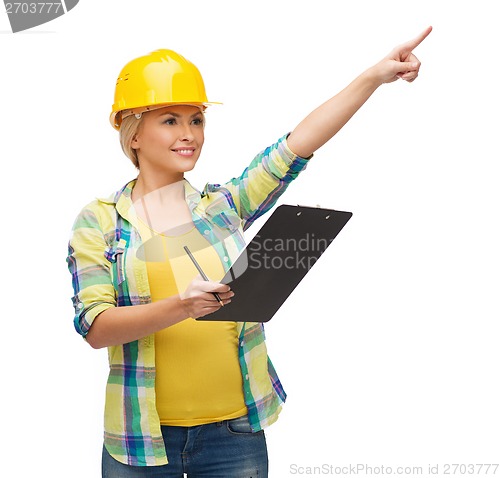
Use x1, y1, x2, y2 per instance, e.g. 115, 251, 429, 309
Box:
110, 101, 222, 131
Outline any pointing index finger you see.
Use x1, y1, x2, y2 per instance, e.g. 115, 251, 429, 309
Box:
402, 25, 433, 52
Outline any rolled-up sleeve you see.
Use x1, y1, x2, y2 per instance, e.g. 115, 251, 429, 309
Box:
66, 205, 116, 338
211, 133, 310, 231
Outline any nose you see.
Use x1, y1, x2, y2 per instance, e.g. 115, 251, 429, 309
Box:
180, 123, 195, 142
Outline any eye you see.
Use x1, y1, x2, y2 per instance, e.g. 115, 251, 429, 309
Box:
192, 117, 204, 126
163, 117, 176, 125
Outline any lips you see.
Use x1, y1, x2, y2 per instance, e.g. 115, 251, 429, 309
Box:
172, 148, 195, 157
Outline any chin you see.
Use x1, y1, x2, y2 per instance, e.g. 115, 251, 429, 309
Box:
178, 160, 198, 172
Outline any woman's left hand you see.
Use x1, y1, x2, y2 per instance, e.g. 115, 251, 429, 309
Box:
287, 26, 432, 158
370, 26, 432, 84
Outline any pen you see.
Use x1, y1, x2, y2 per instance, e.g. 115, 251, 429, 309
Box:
183, 245, 225, 307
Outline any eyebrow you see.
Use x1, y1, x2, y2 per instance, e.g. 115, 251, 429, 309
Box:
158, 111, 203, 118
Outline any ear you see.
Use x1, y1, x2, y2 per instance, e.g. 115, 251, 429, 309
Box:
131, 133, 140, 150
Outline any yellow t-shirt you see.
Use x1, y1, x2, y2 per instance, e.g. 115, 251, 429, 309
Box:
137, 218, 247, 426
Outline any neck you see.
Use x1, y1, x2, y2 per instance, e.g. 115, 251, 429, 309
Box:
132, 172, 186, 203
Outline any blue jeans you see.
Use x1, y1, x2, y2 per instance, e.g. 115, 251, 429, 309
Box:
102, 415, 268, 477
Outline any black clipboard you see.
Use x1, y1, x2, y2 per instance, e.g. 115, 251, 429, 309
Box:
196, 204, 352, 322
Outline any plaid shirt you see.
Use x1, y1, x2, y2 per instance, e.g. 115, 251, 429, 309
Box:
67, 133, 310, 466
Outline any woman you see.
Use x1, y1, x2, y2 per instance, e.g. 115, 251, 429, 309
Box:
67, 26, 431, 477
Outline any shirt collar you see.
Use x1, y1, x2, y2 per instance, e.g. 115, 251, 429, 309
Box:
97, 177, 204, 223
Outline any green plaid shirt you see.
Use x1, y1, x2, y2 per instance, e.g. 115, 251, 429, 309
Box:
67, 134, 310, 466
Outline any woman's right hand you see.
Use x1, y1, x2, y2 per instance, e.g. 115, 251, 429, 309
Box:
180, 275, 235, 319
369, 26, 432, 85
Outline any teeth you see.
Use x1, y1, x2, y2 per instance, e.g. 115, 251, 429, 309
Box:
176, 149, 193, 154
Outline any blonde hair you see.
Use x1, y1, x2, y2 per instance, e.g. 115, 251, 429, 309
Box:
119, 114, 143, 169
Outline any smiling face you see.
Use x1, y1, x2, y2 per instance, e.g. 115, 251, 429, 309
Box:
131, 104, 205, 180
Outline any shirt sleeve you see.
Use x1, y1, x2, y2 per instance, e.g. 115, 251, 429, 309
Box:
66, 204, 116, 338
204, 133, 311, 231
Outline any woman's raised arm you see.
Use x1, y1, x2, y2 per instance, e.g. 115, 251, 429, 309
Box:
287, 26, 432, 158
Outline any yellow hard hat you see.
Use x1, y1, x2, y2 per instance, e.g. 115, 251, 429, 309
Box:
110, 49, 219, 130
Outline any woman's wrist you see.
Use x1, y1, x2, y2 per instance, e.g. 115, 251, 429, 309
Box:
164, 293, 192, 323
359, 65, 386, 91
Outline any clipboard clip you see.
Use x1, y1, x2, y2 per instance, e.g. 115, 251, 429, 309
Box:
296, 204, 321, 208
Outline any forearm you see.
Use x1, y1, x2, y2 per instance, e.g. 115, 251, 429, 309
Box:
85, 294, 189, 349
287, 67, 382, 158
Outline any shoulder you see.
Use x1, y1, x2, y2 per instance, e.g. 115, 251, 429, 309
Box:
71, 180, 133, 233
69, 200, 115, 247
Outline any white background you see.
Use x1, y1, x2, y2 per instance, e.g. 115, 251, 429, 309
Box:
1, 1, 499, 476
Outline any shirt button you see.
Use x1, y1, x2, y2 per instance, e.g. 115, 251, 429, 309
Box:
77, 302, 84, 309
223, 256, 229, 262
245, 374, 249, 380
204, 230, 210, 235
